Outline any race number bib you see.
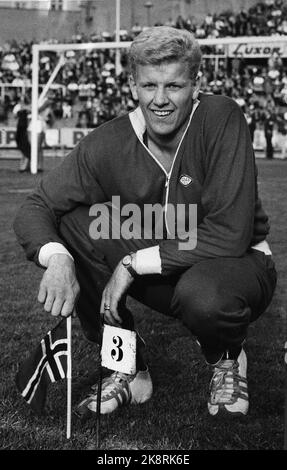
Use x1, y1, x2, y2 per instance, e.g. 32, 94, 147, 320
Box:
101, 325, 136, 374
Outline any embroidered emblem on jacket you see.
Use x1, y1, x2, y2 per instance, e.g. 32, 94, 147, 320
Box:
179, 174, 193, 186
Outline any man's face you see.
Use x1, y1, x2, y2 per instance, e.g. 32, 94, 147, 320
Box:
129, 61, 199, 141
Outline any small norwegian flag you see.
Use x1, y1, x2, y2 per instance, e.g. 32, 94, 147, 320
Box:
16, 319, 68, 414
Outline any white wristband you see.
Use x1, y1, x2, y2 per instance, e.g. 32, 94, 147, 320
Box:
134, 246, 162, 275
38, 242, 74, 268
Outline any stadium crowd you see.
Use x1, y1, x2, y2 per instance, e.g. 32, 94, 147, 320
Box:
171, 0, 287, 38
0, 0, 286, 154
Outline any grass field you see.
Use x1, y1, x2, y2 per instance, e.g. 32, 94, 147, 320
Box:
0, 159, 286, 451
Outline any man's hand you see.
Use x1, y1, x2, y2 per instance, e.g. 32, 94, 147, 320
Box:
100, 261, 135, 326
38, 253, 80, 317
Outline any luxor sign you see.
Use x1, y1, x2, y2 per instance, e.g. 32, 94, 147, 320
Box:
228, 42, 287, 58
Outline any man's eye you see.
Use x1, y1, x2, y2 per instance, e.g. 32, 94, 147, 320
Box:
143, 84, 156, 89
168, 84, 180, 90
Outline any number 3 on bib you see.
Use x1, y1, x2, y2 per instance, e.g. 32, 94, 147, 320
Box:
101, 325, 137, 374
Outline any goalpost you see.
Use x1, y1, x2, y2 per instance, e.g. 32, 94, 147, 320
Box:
30, 40, 130, 174
30, 35, 286, 173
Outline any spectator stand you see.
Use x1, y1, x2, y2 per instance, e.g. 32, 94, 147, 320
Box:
7, 35, 284, 173
0, 83, 65, 113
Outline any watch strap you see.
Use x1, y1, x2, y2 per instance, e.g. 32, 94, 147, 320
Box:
125, 263, 138, 278
122, 252, 137, 278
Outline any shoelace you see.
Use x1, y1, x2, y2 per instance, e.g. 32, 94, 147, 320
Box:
90, 371, 134, 400
75, 371, 134, 416
209, 359, 246, 405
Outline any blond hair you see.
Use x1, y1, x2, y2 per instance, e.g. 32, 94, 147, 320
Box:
128, 26, 202, 80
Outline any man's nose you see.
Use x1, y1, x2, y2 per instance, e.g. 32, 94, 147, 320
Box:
153, 87, 169, 107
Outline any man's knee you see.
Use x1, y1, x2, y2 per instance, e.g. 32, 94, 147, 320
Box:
173, 270, 249, 335
59, 205, 105, 250
60, 203, 116, 249
173, 277, 222, 331
60, 205, 91, 236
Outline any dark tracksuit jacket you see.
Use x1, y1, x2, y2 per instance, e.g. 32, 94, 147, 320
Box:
13, 94, 270, 276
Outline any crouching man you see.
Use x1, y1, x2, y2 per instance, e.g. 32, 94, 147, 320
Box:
14, 26, 277, 418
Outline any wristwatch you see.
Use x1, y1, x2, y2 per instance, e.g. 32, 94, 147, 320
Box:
122, 252, 137, 278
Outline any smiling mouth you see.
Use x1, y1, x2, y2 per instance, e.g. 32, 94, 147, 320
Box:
151, 110, 174, 117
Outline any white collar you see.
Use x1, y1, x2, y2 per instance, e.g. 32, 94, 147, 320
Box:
129, 99, 200, 142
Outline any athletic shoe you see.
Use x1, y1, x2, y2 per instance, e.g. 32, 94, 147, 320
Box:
76, 369, 153, 416
208, 348, 248, 417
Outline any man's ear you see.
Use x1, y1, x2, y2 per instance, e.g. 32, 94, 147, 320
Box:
129, 74, 139, 101
192, 73, 202, 100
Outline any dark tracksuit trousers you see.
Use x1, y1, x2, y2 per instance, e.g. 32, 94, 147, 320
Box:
60, 205, 277, 365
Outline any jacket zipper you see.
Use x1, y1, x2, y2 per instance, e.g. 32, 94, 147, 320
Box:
164, 174, 171, 235
163, 100, 199, 234
130, 100, 200, 235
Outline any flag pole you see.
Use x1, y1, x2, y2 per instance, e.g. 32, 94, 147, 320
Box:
96, 356, 103, 448
284, 341, 287, 450
96, 318, 104, 449
66, 315, 72, 440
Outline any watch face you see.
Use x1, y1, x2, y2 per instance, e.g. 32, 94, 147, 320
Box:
123, 255, 131, 266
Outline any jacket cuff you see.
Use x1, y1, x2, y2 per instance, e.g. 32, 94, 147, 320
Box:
251, 240, 272, 255
134, 245, 162, 275
38, 242, 74, 268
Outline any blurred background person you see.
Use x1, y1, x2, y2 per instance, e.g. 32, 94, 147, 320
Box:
264, 107, 276, 159
15, 106, 30, 172
27, 100, 54, 172
76, 110, 92, 128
